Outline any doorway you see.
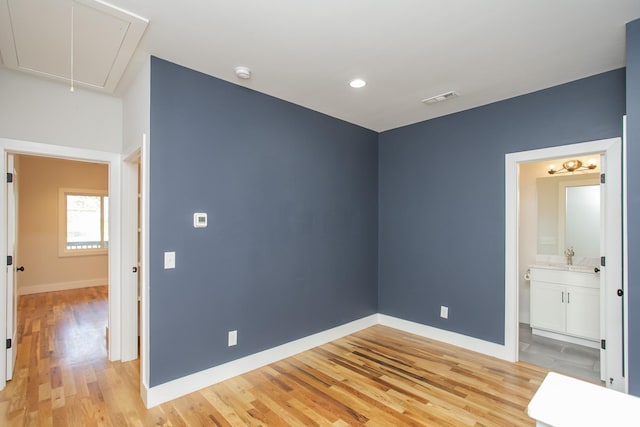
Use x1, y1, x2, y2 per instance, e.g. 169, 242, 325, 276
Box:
517, 156, 602, 383
0, 137, 127, 391
505, 137, 626, 392
8, 154, 110, 380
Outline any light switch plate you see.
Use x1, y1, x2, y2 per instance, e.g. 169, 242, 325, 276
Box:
164, 251, 175, 269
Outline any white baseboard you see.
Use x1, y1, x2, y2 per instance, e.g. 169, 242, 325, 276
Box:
377, 314, 510, 361
143, 314, 379, 408
143, 313, 513, 408
18, 278, 108, 295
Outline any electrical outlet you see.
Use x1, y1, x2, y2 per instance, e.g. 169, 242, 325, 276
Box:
228, 330, 237, 347
440, 306, 449, 319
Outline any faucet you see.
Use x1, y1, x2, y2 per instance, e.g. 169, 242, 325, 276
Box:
564, 246, 575, 265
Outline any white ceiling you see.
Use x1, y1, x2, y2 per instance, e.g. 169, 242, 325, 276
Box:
0, 0, 147, 92
2, 1, 639, 132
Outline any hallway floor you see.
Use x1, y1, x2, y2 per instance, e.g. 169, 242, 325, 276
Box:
519, 323, 602, 384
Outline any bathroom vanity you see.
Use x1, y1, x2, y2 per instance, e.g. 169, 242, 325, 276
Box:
529, 265, 600, 348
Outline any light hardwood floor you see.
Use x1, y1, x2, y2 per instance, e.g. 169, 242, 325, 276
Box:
0, 287, 550, 426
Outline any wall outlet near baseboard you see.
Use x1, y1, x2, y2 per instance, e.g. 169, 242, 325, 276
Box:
228, 330, 237, 346
440, 306, 449, 319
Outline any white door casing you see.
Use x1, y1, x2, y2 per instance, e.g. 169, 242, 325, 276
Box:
0, 138, 123, 391
140, 134, 150, 403
505, 136, 626, 392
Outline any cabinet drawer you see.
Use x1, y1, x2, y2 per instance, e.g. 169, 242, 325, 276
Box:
530, 268, 599, 289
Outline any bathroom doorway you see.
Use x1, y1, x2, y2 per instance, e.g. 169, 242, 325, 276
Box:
505, 137, 626, 392
517, 156, 602, 383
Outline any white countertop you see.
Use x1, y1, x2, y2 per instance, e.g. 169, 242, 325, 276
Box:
528, 372, 640, 427
530, 263, 596, 273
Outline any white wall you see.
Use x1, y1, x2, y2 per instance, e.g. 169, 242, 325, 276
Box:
0, 68, 122, 153
122, 57, 150, 154
518, 162, 539, 324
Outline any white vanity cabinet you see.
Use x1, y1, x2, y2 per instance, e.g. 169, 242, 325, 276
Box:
529, 267, 600, 346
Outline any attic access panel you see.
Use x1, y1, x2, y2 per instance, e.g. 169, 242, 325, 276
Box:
0, 0, 147, 93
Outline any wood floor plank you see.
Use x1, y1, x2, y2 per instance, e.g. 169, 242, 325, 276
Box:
0, 286, 552, 426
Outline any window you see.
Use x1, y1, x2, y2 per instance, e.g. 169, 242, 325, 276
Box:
59, 189, 108, 256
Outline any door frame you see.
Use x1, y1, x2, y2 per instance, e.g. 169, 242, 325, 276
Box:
0, 137, 125, 389
121, 148, 140, 362
123, 135, 150, 402
505, 136, 627, 391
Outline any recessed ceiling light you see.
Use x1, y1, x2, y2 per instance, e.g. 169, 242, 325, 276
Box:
349, 78, 366, 88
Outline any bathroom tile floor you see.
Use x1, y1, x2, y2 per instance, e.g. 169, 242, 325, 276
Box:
519, 323, 603, 385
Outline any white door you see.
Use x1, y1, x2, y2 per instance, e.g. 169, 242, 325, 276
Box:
121, 152, 141, 361
6, 154, 17, 380
600, 150, 624, 390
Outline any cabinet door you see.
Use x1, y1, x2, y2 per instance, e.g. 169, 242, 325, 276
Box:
530, 281, 566, 333
566, 286, 600, 341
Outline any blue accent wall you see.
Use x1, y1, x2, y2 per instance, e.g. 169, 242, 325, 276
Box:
378, 69, 625, 344
148, 48, 638, 394
149, 57, 379, 386
626, 18, 640, 395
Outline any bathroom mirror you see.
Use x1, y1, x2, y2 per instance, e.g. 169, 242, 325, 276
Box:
564, 185, 600, 257
536, 173, 600, 258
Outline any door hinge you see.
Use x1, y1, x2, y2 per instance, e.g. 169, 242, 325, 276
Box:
601, 339, 606, 350
6, 172, 13, 183
601, 256, 606, 267
7, 255, 12, 266
600, 173, 605, 184
6, 339, 11, 349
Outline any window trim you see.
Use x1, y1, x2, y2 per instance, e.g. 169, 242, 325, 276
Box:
58, 188, 108, 257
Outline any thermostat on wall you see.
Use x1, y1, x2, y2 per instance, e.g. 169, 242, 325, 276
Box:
193, 212, 207, 228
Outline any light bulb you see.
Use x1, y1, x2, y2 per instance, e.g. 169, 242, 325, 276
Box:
349, 78, 366, 88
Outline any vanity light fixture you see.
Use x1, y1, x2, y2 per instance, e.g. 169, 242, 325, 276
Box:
349, 78, 366, 88
547, 159, 597, 175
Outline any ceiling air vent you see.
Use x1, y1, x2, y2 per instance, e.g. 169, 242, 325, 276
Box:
422, 91, 459, 104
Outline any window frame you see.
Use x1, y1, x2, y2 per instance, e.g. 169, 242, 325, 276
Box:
58, 188, 109, 257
